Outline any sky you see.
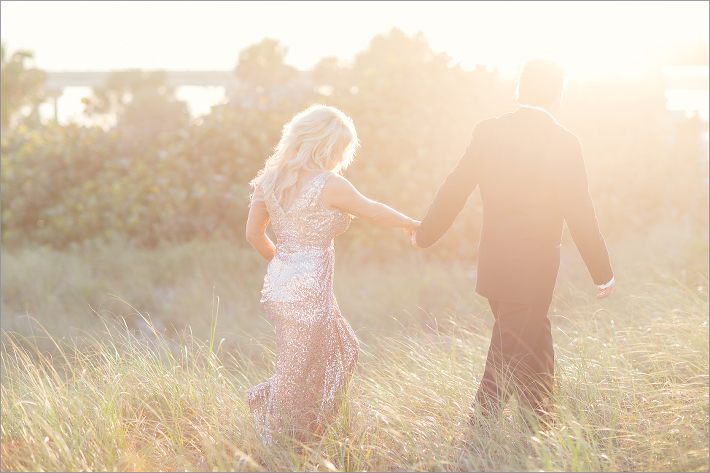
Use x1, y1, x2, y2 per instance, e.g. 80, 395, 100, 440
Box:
2, 1, 709, 79
2, 1, 708, 124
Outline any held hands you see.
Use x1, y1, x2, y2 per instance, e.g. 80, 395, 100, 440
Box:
403, 219, 420, 240
404, 218, 422, 249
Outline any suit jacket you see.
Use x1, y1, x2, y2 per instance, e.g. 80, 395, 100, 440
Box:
416, 107, 613, 306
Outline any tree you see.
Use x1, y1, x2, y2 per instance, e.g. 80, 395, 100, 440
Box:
84, 69, 189, 146
0, 43, 46, 131
234, 38, 298, 91
311, 28, 517, 258
312, 56, 351, 97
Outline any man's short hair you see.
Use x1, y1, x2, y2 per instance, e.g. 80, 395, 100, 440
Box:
516, 59, 565, 108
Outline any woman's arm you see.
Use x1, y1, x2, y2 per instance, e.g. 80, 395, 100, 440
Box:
246, 199, 276, 261
322, 175, 419, 236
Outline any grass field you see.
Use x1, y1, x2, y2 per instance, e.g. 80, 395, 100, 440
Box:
1, 223, 708, 471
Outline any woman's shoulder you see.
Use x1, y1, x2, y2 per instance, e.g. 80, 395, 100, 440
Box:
321, 172, 350, 187
251, 180, 267, 203
321, 172, 357, 196
319, 172, 359, 213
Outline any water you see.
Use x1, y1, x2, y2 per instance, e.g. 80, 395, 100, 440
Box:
175, 86, 227, 117
39, 85, 227, 127
39, 67, 709, 127
664, 66, 709, 120
665, 89, 709, 120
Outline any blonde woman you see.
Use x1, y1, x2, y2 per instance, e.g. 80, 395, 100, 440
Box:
246, 104, 419, 442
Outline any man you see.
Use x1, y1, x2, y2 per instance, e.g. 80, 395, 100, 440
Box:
412, 59, 615, 426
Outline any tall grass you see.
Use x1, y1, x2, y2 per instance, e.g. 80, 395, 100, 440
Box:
1, 224, 708, 471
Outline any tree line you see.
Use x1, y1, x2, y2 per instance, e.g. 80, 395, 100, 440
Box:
1, 29, 707, 258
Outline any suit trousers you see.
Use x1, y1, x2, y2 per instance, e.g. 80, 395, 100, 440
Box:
474, 299, 555, 420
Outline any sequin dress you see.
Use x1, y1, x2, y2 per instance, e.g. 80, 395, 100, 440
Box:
246, 171, 359, 442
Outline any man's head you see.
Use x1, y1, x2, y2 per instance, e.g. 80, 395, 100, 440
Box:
516, 59, 565, 111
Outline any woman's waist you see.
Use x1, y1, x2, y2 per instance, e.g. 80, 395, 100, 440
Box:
269, 247, 333, 277
274, 240, 334, 255
263, 250, 335, 303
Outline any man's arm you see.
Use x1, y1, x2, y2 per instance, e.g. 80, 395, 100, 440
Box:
414, 120, 488, 248
555, 135, 614, 287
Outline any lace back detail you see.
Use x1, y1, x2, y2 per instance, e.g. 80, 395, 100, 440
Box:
302, 171, 331, 206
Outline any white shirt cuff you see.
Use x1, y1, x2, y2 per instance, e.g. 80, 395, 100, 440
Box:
411, 231, 421, 249
598, 277, 615, 290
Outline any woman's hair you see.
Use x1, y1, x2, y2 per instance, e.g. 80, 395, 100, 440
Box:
250, 104, 359, 209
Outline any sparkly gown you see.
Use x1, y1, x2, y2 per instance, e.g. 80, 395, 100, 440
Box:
246, 171, 359, 442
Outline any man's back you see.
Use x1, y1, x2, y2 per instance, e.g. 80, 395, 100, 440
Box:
416, 107, 613, 305
476, 107, 581, 304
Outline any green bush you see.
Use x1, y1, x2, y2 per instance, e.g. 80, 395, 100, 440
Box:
1, 30, 707, 255
1, 105, 301, 247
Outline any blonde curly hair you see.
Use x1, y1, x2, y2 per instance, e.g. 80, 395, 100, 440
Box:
250, 104, 359, 210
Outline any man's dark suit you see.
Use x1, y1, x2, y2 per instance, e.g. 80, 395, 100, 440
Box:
416, 106, 613, 418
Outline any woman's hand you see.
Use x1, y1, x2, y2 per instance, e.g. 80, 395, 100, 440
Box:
403, 219, 420, 238
246, 198, 276, 262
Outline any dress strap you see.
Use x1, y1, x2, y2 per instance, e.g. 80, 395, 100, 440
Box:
300, 171, 334, 209
308, 171, 334, 196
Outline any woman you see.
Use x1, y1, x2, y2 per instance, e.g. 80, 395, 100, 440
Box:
246, 104, 419, 443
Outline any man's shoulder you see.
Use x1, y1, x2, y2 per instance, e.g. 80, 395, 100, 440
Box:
471, 115, 502, 137
551, 122, 582, 147
481, 114, 502, 123
551, 120, 577, 137
472, 113, 581, 145
474, 115, 500, 129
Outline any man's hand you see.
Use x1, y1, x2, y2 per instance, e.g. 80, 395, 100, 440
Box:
596, 278, 615, 299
